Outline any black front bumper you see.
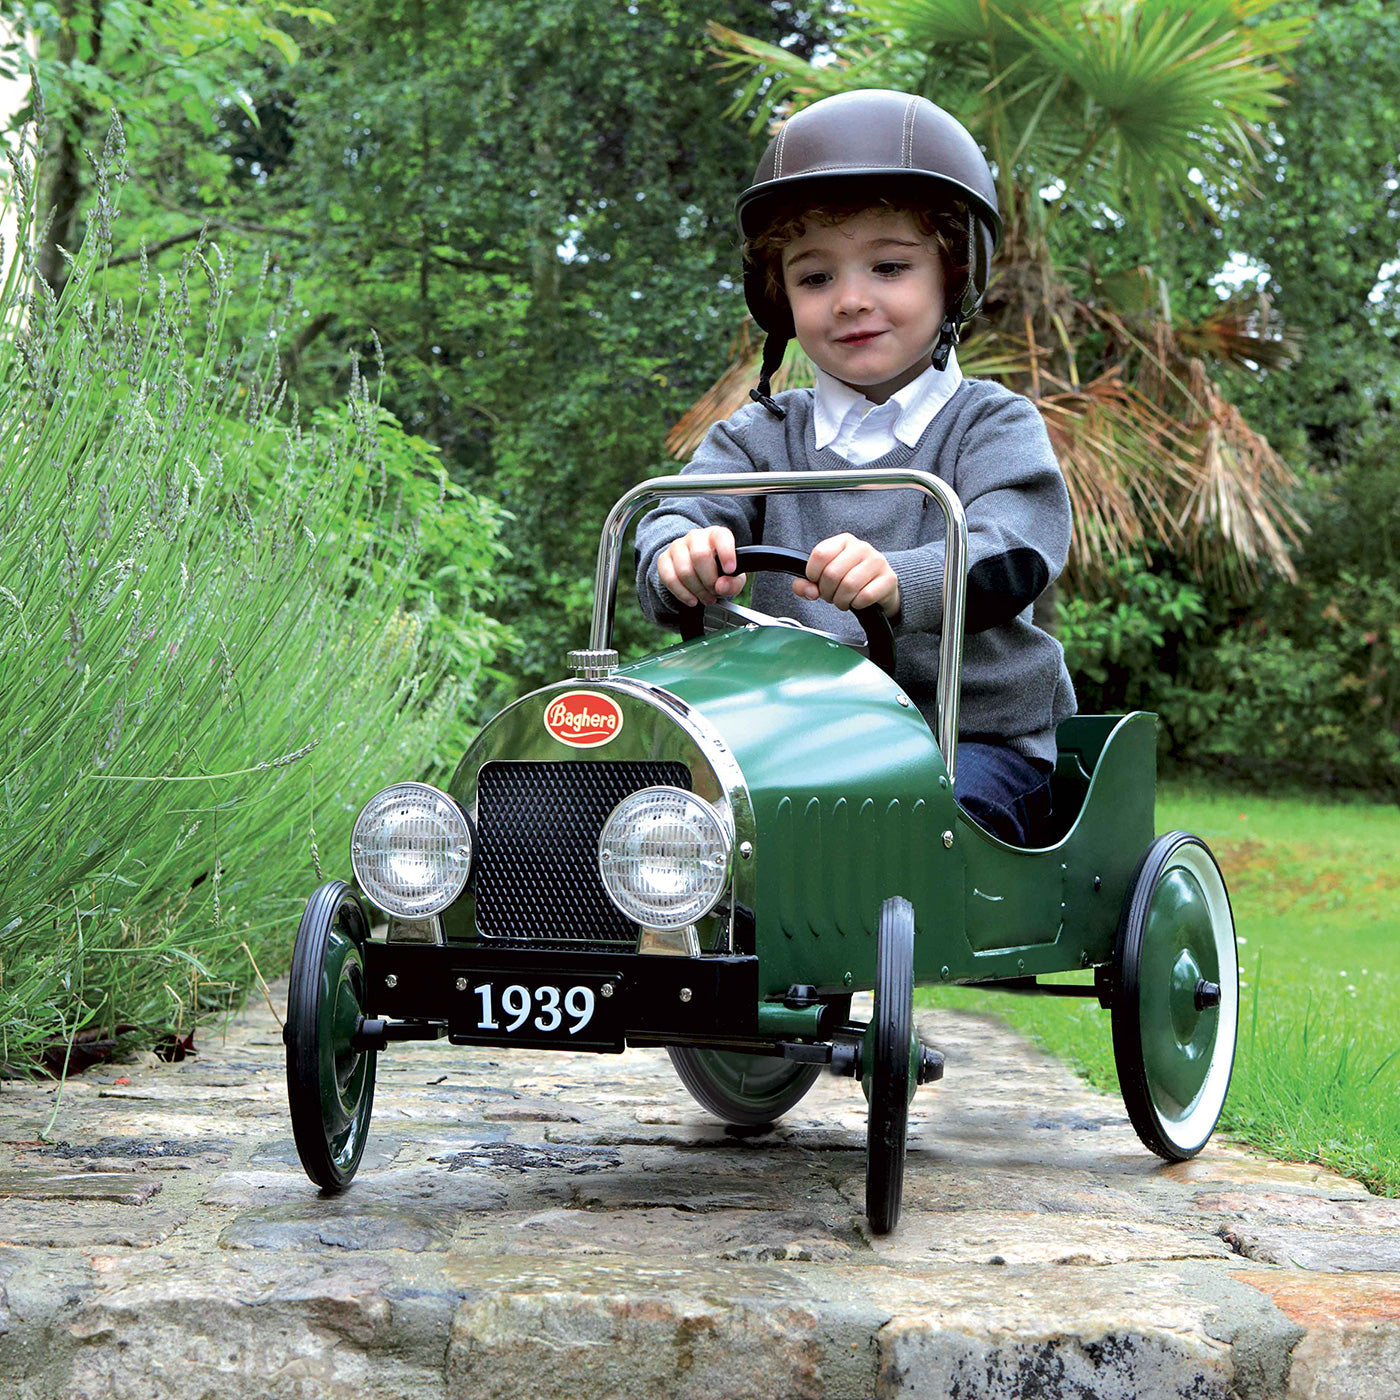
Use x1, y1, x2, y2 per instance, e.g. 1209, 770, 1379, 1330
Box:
362, 942, 761, 1051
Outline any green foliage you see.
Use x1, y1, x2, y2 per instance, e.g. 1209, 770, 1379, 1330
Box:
1051, 0, 1400, 794
1059, 555, 1207, 711
199, 0, 842, 692
1060, 416, 1400, 793
715, 0, 1309, 235
0, 120, 504, 1069
1174, 0, 1400, 465
1175, 570, 1400, 792
30, 0, 842, 696
307, 401, 512, 767
0, 0, 330, 262
0, 0, 329, 142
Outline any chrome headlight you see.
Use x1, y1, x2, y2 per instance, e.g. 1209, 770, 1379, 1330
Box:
350, 782, 473, 918
597, 786, 731, 929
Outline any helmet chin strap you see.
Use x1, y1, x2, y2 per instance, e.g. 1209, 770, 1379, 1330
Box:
749, 331, 789, 420
930, 314, 961, 372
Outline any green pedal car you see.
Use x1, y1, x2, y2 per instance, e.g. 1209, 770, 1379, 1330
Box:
284, 467, 1238, 1234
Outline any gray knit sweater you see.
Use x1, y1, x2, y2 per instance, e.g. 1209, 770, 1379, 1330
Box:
635, 378, 1076, 767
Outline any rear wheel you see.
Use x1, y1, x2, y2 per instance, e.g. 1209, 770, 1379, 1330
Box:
864, 896, 916, 1235
1112, 832, 1238, 1161
667, 1047, 820, 1127
285, 881, 377, 1190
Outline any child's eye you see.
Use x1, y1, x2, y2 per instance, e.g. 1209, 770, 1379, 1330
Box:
796, 271, 831, 289
874, 261, 911, 277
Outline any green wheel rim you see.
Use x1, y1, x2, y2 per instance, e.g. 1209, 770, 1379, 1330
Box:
1139, 867, 1219, 1113
318, 927, 374, 1174
286, 882, 377, 1190
1112, 834, 1237, 1161
667, 1046, 820, 1126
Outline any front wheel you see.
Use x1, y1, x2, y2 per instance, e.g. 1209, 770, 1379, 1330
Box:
285, 880, 378, 1190
667, 1046, 820, 1127
864, 896, 916, 1235
1112, 832, 1238, 1161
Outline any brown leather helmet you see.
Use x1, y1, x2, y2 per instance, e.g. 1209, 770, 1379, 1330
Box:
736, 89, 1002, 417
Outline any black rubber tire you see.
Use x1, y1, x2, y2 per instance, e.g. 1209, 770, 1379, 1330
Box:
285, 880, 377, 1191
667, 1046, 821, 1127
866, 895, 916, 1235
1112, 832, 1238, 1162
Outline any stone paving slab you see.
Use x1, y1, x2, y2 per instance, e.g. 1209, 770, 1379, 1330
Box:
0, 985, 1397, 1399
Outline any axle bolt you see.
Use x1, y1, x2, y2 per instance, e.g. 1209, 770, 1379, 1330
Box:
917, 1045, 945, 1085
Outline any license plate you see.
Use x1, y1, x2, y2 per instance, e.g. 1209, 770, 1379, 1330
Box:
449, 970, 623, 1051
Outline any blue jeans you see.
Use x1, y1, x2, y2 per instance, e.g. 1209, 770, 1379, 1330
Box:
953, 741, 1053, 847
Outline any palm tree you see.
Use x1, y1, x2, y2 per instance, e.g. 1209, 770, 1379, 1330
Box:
669, 0, 1312, 589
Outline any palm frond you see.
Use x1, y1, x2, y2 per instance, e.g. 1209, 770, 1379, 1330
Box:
1174, 298, 1299, 374
859, 0, 1063, 49
1004, 0, 1308, 214
1173, 359, 1304, 586
706, 23, 907, 131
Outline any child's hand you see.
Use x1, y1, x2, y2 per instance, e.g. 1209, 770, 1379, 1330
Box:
794, 533, 901, 617
658, 526, 746, 608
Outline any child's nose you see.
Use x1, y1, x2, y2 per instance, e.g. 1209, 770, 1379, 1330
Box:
833, 275, 875, 316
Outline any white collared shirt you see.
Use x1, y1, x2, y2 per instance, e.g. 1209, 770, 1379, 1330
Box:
812, 350, 963, 465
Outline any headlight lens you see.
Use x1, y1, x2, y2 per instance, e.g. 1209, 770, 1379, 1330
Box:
351, 782, 473, 918
597, 786, 731, 929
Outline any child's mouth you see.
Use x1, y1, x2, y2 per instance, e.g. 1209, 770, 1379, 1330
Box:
836, 331, 884, 346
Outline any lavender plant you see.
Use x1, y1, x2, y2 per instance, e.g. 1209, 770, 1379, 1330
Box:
0, 110, 506, 1074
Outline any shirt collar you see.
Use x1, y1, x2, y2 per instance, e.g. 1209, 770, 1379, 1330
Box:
811, 349, 963, 453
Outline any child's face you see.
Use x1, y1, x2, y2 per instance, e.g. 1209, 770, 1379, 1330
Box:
781, 208, 947, 404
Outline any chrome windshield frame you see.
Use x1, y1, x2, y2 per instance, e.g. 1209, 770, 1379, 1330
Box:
589, 468, 969, 784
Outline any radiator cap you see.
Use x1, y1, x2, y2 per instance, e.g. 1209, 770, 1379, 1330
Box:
567, 648, 619, 679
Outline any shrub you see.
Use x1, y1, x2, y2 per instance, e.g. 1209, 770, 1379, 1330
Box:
1058, 554, 1208, 727
0, 117, 505, 1073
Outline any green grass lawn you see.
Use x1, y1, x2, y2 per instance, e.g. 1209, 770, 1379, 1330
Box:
921, 784, 1400, 1196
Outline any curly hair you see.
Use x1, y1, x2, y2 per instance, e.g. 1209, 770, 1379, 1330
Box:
744, 195, 970, 310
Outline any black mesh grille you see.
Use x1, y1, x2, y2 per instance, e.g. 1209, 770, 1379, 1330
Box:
475, 760, 691, 942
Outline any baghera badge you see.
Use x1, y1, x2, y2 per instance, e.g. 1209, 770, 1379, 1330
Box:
543, 691, 624, 748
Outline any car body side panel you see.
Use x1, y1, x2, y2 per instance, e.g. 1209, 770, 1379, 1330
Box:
621, 628, 963, 995
954, 712, 1158, 981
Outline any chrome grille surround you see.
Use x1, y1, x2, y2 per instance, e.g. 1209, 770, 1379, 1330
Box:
447, 676, 754, 952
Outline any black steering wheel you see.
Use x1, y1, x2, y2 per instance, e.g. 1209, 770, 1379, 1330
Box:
677, 545, 897, 679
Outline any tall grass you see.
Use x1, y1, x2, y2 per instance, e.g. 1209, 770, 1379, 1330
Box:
0, 110, 505, 1072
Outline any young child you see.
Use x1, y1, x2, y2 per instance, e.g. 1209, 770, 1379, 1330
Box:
635, 89, 1075, 846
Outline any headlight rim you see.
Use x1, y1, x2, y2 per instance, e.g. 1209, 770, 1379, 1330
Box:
349, 780, 475, 919
597, 784, 733, 930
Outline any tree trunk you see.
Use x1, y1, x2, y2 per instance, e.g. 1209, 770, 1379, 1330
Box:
37, 0, 104, 297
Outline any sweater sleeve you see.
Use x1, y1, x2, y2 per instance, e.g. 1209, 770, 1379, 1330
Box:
886, 391, 1070, 636
634, 412, 768, 625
